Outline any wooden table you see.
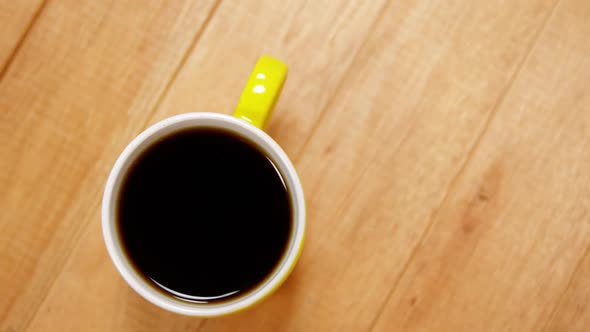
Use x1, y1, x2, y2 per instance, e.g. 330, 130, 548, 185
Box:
2, 0, 590, 331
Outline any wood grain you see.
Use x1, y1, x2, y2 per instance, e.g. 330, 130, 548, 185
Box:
0, 0, 45, 72
545, 248, 590, 332
149, 0, 390, 158
0, 0, 219, 330
1, 0, 590, 331
197, 0, 559, 330
22, 0, 389, 330
371, 0, 590, 330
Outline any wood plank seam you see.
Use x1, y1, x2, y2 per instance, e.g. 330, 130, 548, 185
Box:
541, 236, 590, 330
5, 0, 586, 329
16, 1, 224, 330
0, 0, 48, 83
365, 0, 564, 330
291, 0, 392, 163
136, 0, 224, 133
195, 3, 393, 331
16, 200, 102, 331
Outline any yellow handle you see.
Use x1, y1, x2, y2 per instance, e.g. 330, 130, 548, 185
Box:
233, 56, 288, 130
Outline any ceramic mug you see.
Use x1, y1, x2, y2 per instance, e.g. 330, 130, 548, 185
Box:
101, 56, 305, 317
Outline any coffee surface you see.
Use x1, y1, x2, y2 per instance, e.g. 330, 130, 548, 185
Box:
117, 128, 292, 303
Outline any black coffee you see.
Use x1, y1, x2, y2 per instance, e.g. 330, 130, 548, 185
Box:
116, 128, 292, 303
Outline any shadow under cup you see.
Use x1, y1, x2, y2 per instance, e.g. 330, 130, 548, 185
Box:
102, 113, 305, 316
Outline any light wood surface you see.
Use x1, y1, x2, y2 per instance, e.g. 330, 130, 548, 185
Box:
1, 0, 589, 331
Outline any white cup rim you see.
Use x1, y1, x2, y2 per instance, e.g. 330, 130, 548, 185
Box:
102, 112, 305, 317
